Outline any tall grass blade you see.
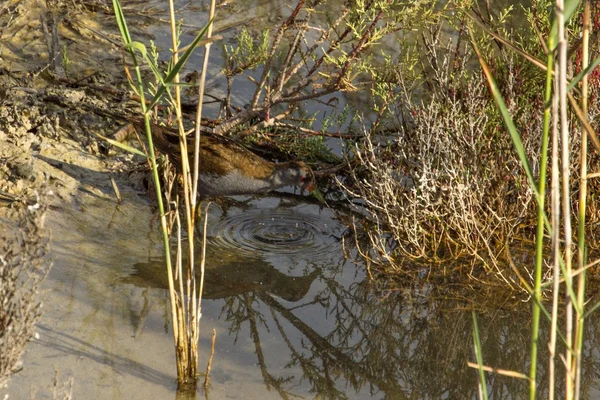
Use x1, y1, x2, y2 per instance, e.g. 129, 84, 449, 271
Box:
472, 312, 489, 400
468, 31, 540, 204
146, 19, 213, 112
568, 55, 600, 91
112, 0, 132, 44
94, 133, 148, 157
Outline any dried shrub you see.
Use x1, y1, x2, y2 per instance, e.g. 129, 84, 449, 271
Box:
341, 30, 543, 281
339, 6, 600, 293
0, 197, 51, 385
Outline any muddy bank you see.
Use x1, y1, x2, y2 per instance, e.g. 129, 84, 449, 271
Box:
0, 0, 184, 396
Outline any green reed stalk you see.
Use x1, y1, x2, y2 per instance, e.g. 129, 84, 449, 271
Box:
468, 17, 556, 399
112, 0, 182, 375
469, 27, 549, 397
574, 3, 590, 399
530, 49, 554, 400
112, 0, 213, 384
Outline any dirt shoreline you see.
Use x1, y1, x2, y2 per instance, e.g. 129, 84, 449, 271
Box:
0, 0, 152, 207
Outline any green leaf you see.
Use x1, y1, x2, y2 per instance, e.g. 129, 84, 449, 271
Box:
310, 187, 326, 204
96, 133, 148, 158
127, 41, 149, 59
146, 18, 214, 112
568, 55, 600, 92
112, 0, 132, 45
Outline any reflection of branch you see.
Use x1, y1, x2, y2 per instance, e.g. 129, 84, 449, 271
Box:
321, 276, 371, 340
245, 294, 296, 399
271, 308, 344, 399
258, 292, 407, 398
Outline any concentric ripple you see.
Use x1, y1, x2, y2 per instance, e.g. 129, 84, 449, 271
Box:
206, 204, 344, 261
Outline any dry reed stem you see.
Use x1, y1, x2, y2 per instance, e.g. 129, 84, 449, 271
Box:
466, 362, 529, 380
549, 64, 561, 400
204, 328, 216, 389
191, 0, 215, 203
160, 0, 216, 383
556, 0, 574, 396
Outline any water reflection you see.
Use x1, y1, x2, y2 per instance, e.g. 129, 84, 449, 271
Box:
5, 186, 600, 399
121, 197, 519, 398
127, 255, 320, 303
121, 195, 600, 399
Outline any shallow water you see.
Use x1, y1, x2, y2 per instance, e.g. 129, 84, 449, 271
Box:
6, 185, 600, 399
0, 186, 370, 398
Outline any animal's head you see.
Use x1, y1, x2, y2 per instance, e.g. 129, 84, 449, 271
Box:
277, 161, 315, 191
